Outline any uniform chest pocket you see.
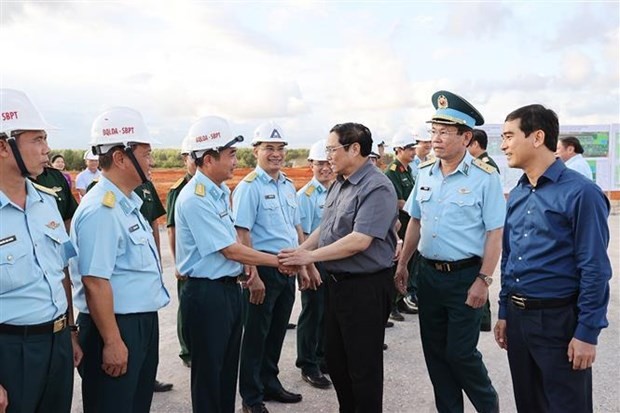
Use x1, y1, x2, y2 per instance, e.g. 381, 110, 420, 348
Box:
0, 241, 33, 294
416, 190, 432, 203
127, 230, 152, 269
261, 197, 281, 215
449, 194, 476, 207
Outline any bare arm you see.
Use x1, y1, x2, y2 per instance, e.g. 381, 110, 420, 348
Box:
279, 231, 373, 266
82, 276, 127, 377
394, 218, 421, 294
466, 227, 503, 308
236, 227, 265, 305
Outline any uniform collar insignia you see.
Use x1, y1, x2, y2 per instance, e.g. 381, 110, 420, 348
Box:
45, 221, 60, 229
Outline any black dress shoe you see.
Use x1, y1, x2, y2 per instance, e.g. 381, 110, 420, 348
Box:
153, 379, 173, 392
263, 388, 302, 403
242, 402, 269, 413
383, 343, 388, 350
182, 359, 191, 368
389, 308, 405, 321
385, 320, 394, 328
286, 323, 297, 330
398, 297, 419, 314
319, 363, 329, 375
301, 371, 332, 389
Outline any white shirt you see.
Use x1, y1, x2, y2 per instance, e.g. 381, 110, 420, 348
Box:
75, 169, 101, 191
565, 154, 593, 180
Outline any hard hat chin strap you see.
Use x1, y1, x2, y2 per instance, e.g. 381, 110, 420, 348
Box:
7, 136, 32, 177
124, 145, 149, 184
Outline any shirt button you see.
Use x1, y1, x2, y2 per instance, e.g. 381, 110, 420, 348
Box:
433, 254, 438, 258
518, 257, 522, 261
432, 233, 437, 238
524, 233, 528, 237
434, 217, 438, 221
532, 189, 536, 193
7, 255, 13, 262
516, 278, 520, 282
527, 210, 531, 214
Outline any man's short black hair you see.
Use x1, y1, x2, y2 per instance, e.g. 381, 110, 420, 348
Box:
505, 104, 559, 152
470, 129, 488, 150
330, 123, 372, 157
559, 136, 585, 154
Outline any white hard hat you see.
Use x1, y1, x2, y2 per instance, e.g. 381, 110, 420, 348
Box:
186, 116, 243, 159
252, 121, 287, 145
0, 89, 57, 136
416, 126, 432, 142
369, 142, 381, 158
391, 128, 417, 149
308, 139, 328, 161
83, 149, 99, 161
90, 107, 159, 154
180, 136, 192, 155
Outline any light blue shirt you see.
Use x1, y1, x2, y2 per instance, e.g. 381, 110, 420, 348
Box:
405, 152, 505, 261
232, 166, 300, 253
408, 156, 422, 180
70, 176, 170, 314
297, 178, 328, 235
175, 170, 243, 279
0, 180, 76, 324
565, 154, 593, 180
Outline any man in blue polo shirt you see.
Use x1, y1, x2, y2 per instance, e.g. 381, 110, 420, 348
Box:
496, 104, 611, 413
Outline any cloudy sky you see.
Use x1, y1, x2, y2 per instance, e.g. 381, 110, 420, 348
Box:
2, 1, 619, 149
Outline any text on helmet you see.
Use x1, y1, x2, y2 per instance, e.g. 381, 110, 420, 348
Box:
195, 131, 221, 143
102, 127, 135, 136
2, 111, 18, 121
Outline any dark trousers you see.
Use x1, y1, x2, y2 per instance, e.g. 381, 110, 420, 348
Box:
407, 250, 421, 300
481, 299, 492, 329
181, 277, 243, 413
417, 259, 497, 413
0, 326, 73, 413
177, 278, 191, 363
239, 266, 295, 406
78, 312, 159, 413
325, 268, 393, 413
506, 301, 592, 413
296, 263, 327, 374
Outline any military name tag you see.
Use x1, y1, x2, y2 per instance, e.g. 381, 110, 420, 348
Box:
219, 211, 228, 218
420, 186, 431, 191
265, 194, 276, 199
0, 235, 17, 247
128, 224, 140, 233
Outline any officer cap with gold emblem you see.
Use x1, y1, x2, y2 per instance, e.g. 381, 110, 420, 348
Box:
427, 90, 484, 129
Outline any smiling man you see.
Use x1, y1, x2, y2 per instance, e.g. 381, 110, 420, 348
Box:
496, 105, 611, 413
279, 123, 398, 413
70, 107, 170, 413
395, 91, 504, 413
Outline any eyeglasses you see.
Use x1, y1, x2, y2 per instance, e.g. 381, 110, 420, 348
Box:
312, 161, 331, 168
259, 145, 286, 154
324, 144, 350, 155
430, 129, 460, 139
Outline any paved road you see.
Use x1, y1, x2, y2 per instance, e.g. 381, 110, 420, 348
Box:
71, 213, 620, 413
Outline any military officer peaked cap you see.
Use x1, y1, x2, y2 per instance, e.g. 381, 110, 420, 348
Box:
427, 90, 484, 129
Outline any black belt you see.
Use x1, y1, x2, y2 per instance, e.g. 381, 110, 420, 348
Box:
188, 276, 239, 284
422, 256, 481, 272
0, 313, 68, 336
328, 268, 391, 283
510, 294, 577, 310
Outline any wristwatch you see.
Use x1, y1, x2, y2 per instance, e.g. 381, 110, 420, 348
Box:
477, 273, 493, 286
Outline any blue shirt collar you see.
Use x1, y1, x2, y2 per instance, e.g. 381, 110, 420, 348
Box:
195, 169, 230, 201
430, 151, 473, 176
255, 165, 287, 184
0, 179, 46, 211
98, 175, 143, 215
517, 159, 565, 187
310, 177, 327, 193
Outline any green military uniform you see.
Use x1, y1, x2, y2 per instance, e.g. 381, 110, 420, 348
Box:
477, 152, 500, 332
385, 159, 419, 303
31, 167, 78, 222
165, 174, 192, 365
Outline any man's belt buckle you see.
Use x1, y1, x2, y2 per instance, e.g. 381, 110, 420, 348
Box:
434, 262, 451, 272
53, 315, 67, 333
511, 295, 526, 309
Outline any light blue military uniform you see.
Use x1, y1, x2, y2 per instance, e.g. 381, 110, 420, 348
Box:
175, 169, 242, 278
1, 180, 75, 324
234, 165, 301, 407
297, 177, 327, 235
232, 165, 300, 252
406, 152, 505, 261
175, 168, 245, 412
409, 155, 423, 180
71, 175, 169, 313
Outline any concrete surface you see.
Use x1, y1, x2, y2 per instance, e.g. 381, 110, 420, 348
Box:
71, 214, 620, 412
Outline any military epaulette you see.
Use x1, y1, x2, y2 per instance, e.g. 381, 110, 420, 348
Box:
170, 176, 185, 190
419, 159, 435, 169
389, 164, 397, 171
195, 183, 206, 197
243, 171, 258, 182
32, 182, 58, 198
304, 185, 316, 197
472, 158, 496, 174
102, 191, 116, 208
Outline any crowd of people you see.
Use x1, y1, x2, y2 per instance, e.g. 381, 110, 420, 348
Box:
0, 87, 612, 413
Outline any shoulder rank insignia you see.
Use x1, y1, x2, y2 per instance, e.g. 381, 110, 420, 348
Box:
170, 176, 185, 190
32, 182, 59, 198
195, 183, 206, 197
243, 171, 258, 183
102, 191, 116, 208
472, 158, 496, 174
419, 159, 436, 169
389, 164, 397, 171
304, 185, 316, 197
482, 157, 490, 163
